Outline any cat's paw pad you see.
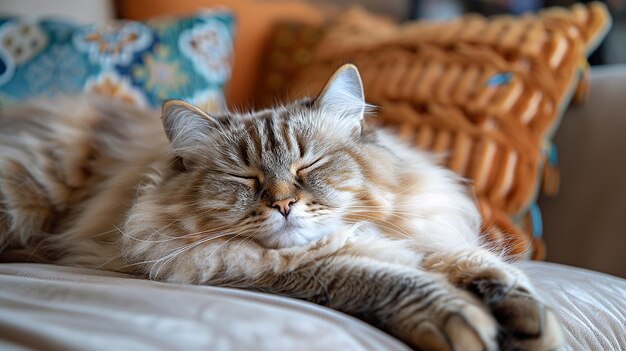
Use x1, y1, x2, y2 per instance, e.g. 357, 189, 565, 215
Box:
465, 271, 563, 351
446, 304, 499, 351
409, 301, 499, 351
492, 288, 563, 351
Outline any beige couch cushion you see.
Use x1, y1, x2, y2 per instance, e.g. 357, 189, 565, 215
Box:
0, 262, 624, 350
518, 261, 626, 351
0, 263, 408, 351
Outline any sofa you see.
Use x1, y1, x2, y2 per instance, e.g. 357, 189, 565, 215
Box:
539, 64, 626, 279
1, 259, 624, 350
0, 1, 624, 350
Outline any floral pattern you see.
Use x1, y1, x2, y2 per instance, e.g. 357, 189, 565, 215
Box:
179, 20, 233, 83
132, 45, 189, 101
0, 12, 235, 109
0, 19, 49, 86
85, 71, 147, 107
24, 44, 87, 95
0, 20, 48, 65
0, 47, 15, 86
73, 22, 153, 67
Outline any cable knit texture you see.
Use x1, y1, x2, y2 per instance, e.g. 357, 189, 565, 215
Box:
261, 2, 612, 259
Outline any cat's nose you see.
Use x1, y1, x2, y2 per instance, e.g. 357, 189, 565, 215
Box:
271, 198, 297, 218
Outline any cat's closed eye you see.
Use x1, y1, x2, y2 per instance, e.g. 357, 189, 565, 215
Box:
295, 157, 325, 176
226, 173, 261, 187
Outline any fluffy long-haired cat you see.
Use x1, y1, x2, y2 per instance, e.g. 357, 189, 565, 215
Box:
0, 64, 562, 350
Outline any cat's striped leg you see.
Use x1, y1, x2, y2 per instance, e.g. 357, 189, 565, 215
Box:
254, 255, 499, 351
421, 247, 563, 351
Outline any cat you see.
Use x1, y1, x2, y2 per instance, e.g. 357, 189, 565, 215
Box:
0, 64, 562, 350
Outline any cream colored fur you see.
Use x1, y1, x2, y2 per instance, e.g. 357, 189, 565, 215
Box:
0, 65, 562, 350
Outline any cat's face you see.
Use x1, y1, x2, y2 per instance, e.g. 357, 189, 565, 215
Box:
158, 65, 391, 248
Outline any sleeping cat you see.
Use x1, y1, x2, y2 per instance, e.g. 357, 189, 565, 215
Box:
0, 64, 562, 350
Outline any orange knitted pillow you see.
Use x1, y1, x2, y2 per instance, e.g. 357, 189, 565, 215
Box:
257, 2, 611, 259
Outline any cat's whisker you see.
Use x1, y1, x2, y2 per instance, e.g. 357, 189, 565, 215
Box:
201, 232, 250, 270
118, 222, 239, 244
344, 207, 475, 243
345, 206, 415, 216
343, 216, 413, 241
346, 204, 477, 222
123, 232, 238, 274
87, 228, 123, 239
347, 203, 465, 212
343, 207, 423, 221
151, 242, 200, 279
141, 219, 183, 241
93, 253, 124, 270
229, 235, 258, 258
161, 225, 243, 242
156, 222, 235, 240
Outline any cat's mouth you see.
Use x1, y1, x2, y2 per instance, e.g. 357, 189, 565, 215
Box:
257, 209, 341, 249
280, 218, 304, 229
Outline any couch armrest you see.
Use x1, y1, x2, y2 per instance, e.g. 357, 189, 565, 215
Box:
540, 64, 626, 278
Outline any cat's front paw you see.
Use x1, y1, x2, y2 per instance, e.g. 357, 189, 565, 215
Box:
410, 303, 499, 351
393, 287, 499, 351
466, 270, 564, 351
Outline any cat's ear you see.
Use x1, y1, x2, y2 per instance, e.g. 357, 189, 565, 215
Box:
314, 64, 365, 134
161, 100, 214, 158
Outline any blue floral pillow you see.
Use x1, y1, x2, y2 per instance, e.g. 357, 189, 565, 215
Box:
0, 11, 235, 111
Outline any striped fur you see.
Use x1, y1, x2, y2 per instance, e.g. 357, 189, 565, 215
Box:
0, 65, 562, 350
